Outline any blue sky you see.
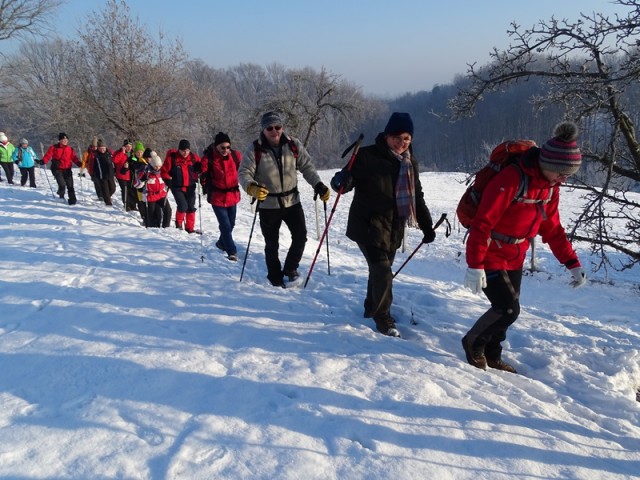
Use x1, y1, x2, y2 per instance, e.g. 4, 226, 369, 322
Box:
7, 0, 630, 97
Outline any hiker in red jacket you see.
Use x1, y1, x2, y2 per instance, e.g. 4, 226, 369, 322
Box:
42, 133, 81, 205
461, 122, 587, 374
201, 132, 242, 261
112, 139, 137, 212
162, 139, 202, 233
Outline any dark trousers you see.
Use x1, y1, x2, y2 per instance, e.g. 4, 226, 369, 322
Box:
1, 162, 15, 183
52, 168, 76, 204
213, 204, 237, 255
145, 198, 170, 228
171, 185, 197, 213
118, 178, 137, 211
259, 203, 307, 283
94, 177, 116, 205
466, 269, 522, 360
19, 167, 36, 187
358, 244, 396, 327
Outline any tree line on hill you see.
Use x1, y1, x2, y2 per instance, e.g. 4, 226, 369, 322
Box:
1, 0, 639, 273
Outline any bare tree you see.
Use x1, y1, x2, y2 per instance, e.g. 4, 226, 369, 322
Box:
1, 38, 79, 144
69, 0, 192, 149
0, 0, 64, 41
449, 0, 640, 272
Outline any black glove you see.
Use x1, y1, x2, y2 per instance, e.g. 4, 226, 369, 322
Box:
192, 162, 202, 174
330, 170, 353, 193
422, 226, 436, 244
164, 178, 172, 188
314, 182, 330, 202
35, 159, 43, 165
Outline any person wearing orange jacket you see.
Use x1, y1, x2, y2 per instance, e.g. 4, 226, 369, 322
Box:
42, 133, 81, 204
161, 139, 202, 233
462, 122, 587, 374
201, 132, 242, 261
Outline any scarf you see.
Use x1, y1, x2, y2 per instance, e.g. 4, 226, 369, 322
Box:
394, 150, 417, 228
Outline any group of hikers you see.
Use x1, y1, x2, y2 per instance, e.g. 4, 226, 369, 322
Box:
0, 111, 588, 373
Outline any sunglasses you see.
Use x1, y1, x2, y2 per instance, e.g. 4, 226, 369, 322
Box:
266, 125, 282, 132
218, 145, 231, 151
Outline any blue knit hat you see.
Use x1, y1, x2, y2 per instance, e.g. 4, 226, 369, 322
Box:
384, 112, 414, 136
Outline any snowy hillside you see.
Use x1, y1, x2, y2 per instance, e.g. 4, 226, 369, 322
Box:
0, 167, 639, 479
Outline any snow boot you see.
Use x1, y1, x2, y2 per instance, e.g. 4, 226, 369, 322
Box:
175, 211, 186, 230
487, 358, 517, 373
462, 335, 487, 370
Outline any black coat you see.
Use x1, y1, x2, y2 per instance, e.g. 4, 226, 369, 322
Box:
344, 133, 433, 251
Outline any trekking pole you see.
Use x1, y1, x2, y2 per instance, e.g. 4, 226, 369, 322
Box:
323, 199, 330, 275
314, 198, 320, 240
392, 213, 450, 279
240, 199, 261, 282
197, 180, 204, 263
304, 133, 364, 288
313, 191, 332, 275
40, 142, 55, 198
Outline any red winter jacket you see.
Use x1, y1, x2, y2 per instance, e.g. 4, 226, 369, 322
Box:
112, 149, 132, 181
135, 166, 167, 203
42, 143, 80, 170
201, 147, 242, 207
161, 149, 202, 192
466, 152, 580, 271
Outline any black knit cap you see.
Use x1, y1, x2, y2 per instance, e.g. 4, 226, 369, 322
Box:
214, 132, 231, 146
58, 132, 68, 140
384, 112, 414, 136
142, 147, 153, 159
178, 139, 190, 150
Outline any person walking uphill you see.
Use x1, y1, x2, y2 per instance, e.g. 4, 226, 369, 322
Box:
201, 132, 242, 262
12, 138, 39, 187
91, 139, 117, 206
42, 133, 81, 205
238, 111, 330, 287
0, 133, 16, 184
461, 122, 587, 374
162, 139, 202, 233
330, 112, 436, 338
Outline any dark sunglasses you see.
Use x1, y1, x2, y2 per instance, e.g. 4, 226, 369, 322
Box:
266, 125, 282, 132
218, 145, 231, 151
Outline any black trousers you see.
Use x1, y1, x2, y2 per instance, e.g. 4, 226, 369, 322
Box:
52, 168, 76, 203
259, 203, 307, 283
1, 162, 15, 183
466, 269, 522, 360
358, 244, 397, 327
19, 167, 36, 187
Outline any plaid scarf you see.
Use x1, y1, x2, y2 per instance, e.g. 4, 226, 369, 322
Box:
394, 150, 417, 228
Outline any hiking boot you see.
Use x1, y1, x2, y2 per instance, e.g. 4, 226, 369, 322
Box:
268, 275, 285, 288
487, 358, 517, 373
462, 335, 487, 370
375, 317, 400, 338
284, 269, 299, 282
227, 254, 238, 262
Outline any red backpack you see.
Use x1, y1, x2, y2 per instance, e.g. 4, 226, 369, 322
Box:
456, 140, 538, 229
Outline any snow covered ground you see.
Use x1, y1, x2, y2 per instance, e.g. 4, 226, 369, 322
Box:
0, 166, 638, 479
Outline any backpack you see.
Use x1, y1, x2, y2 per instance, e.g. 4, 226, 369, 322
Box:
456, 139, 539, 229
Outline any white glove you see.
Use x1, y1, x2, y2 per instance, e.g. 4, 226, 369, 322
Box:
464, 268, 487, 294
570, 267, 586, 288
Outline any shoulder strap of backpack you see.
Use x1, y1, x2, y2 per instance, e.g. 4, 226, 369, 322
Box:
253, 140, 262, 168
230, 150, 240, 168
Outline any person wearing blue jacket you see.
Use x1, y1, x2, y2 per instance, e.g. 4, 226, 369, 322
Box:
11, 138, 38, 188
